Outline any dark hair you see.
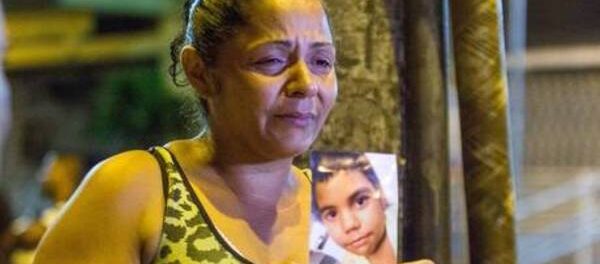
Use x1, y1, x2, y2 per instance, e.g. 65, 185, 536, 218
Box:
169, 0, 246, 87
310, 152, 381, 220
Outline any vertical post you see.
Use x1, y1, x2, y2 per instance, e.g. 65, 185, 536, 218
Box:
402, 0, 450, 262
450, 0, 517, 263
505, 0, 527, 197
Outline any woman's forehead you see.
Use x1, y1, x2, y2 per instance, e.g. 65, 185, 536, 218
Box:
237, 0, 332, 46
244, 0, 324, 15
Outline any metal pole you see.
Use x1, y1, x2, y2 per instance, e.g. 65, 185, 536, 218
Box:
402, 0, 450, 262
450, 0, 517, 262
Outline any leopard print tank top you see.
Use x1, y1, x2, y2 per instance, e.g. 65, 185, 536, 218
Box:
150, 146, 252, 264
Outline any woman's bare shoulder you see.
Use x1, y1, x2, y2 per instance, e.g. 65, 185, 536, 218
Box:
34, 149, 164, 264
68, 150, 164, 206
86, 150, 162, 189
165, 137, 214, 166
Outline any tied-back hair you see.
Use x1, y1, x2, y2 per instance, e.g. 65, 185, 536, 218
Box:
310, 152, 381, 220
169, 0, 246, 88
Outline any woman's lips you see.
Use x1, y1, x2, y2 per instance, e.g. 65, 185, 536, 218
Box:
275, 112, 316, 127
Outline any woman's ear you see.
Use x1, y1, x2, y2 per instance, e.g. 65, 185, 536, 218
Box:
181, 45, 217, 98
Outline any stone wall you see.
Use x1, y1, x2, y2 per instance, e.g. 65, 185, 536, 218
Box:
314, 0, 402, 154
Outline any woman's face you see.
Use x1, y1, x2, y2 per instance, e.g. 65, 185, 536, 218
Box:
208, 0, 337, 161
315, 170, 387, 256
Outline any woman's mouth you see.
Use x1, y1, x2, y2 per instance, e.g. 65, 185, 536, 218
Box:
274, 112, 316, 127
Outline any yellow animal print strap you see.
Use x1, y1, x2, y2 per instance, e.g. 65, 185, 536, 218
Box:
150, 146, 251, 264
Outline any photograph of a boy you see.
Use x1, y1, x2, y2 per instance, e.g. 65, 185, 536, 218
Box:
310, 151, 398, 264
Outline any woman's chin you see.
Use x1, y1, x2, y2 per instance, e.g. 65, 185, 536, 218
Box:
267, 131, 316, 155
273, 142, 312, 158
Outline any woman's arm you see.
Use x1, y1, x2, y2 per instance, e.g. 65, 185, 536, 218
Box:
34, 150, 164, 264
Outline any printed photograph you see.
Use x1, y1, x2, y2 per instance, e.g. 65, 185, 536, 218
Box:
309, 151, 399, 264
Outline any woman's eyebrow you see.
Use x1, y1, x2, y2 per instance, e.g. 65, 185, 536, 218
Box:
310, 42, 334, 49
248, 40, 334, 52
247, 40, 293, 51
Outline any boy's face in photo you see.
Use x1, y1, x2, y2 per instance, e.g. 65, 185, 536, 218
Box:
315, 169, 387, 256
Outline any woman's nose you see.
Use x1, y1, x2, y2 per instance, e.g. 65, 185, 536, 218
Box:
340, 210, 360, 233
284, 60, 318, 98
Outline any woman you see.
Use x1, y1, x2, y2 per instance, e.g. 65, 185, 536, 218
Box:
35, 0, 336, 263
311, 152, 395, 264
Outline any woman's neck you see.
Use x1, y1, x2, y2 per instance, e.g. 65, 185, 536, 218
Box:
213, 157, 295, 208
207, 136, 300, 243
366, 233, 396, 264
206, 131, 297, 205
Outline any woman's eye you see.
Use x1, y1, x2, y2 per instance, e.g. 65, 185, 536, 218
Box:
252, 57, 287, 75
310, 57, 334, 74
256, 57, 285, 65
315, 59, 331, 67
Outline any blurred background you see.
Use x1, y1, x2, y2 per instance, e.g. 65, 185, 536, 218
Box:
0, 1, 195, 262
510, 0, 599, 263
0, 0, 598, 263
